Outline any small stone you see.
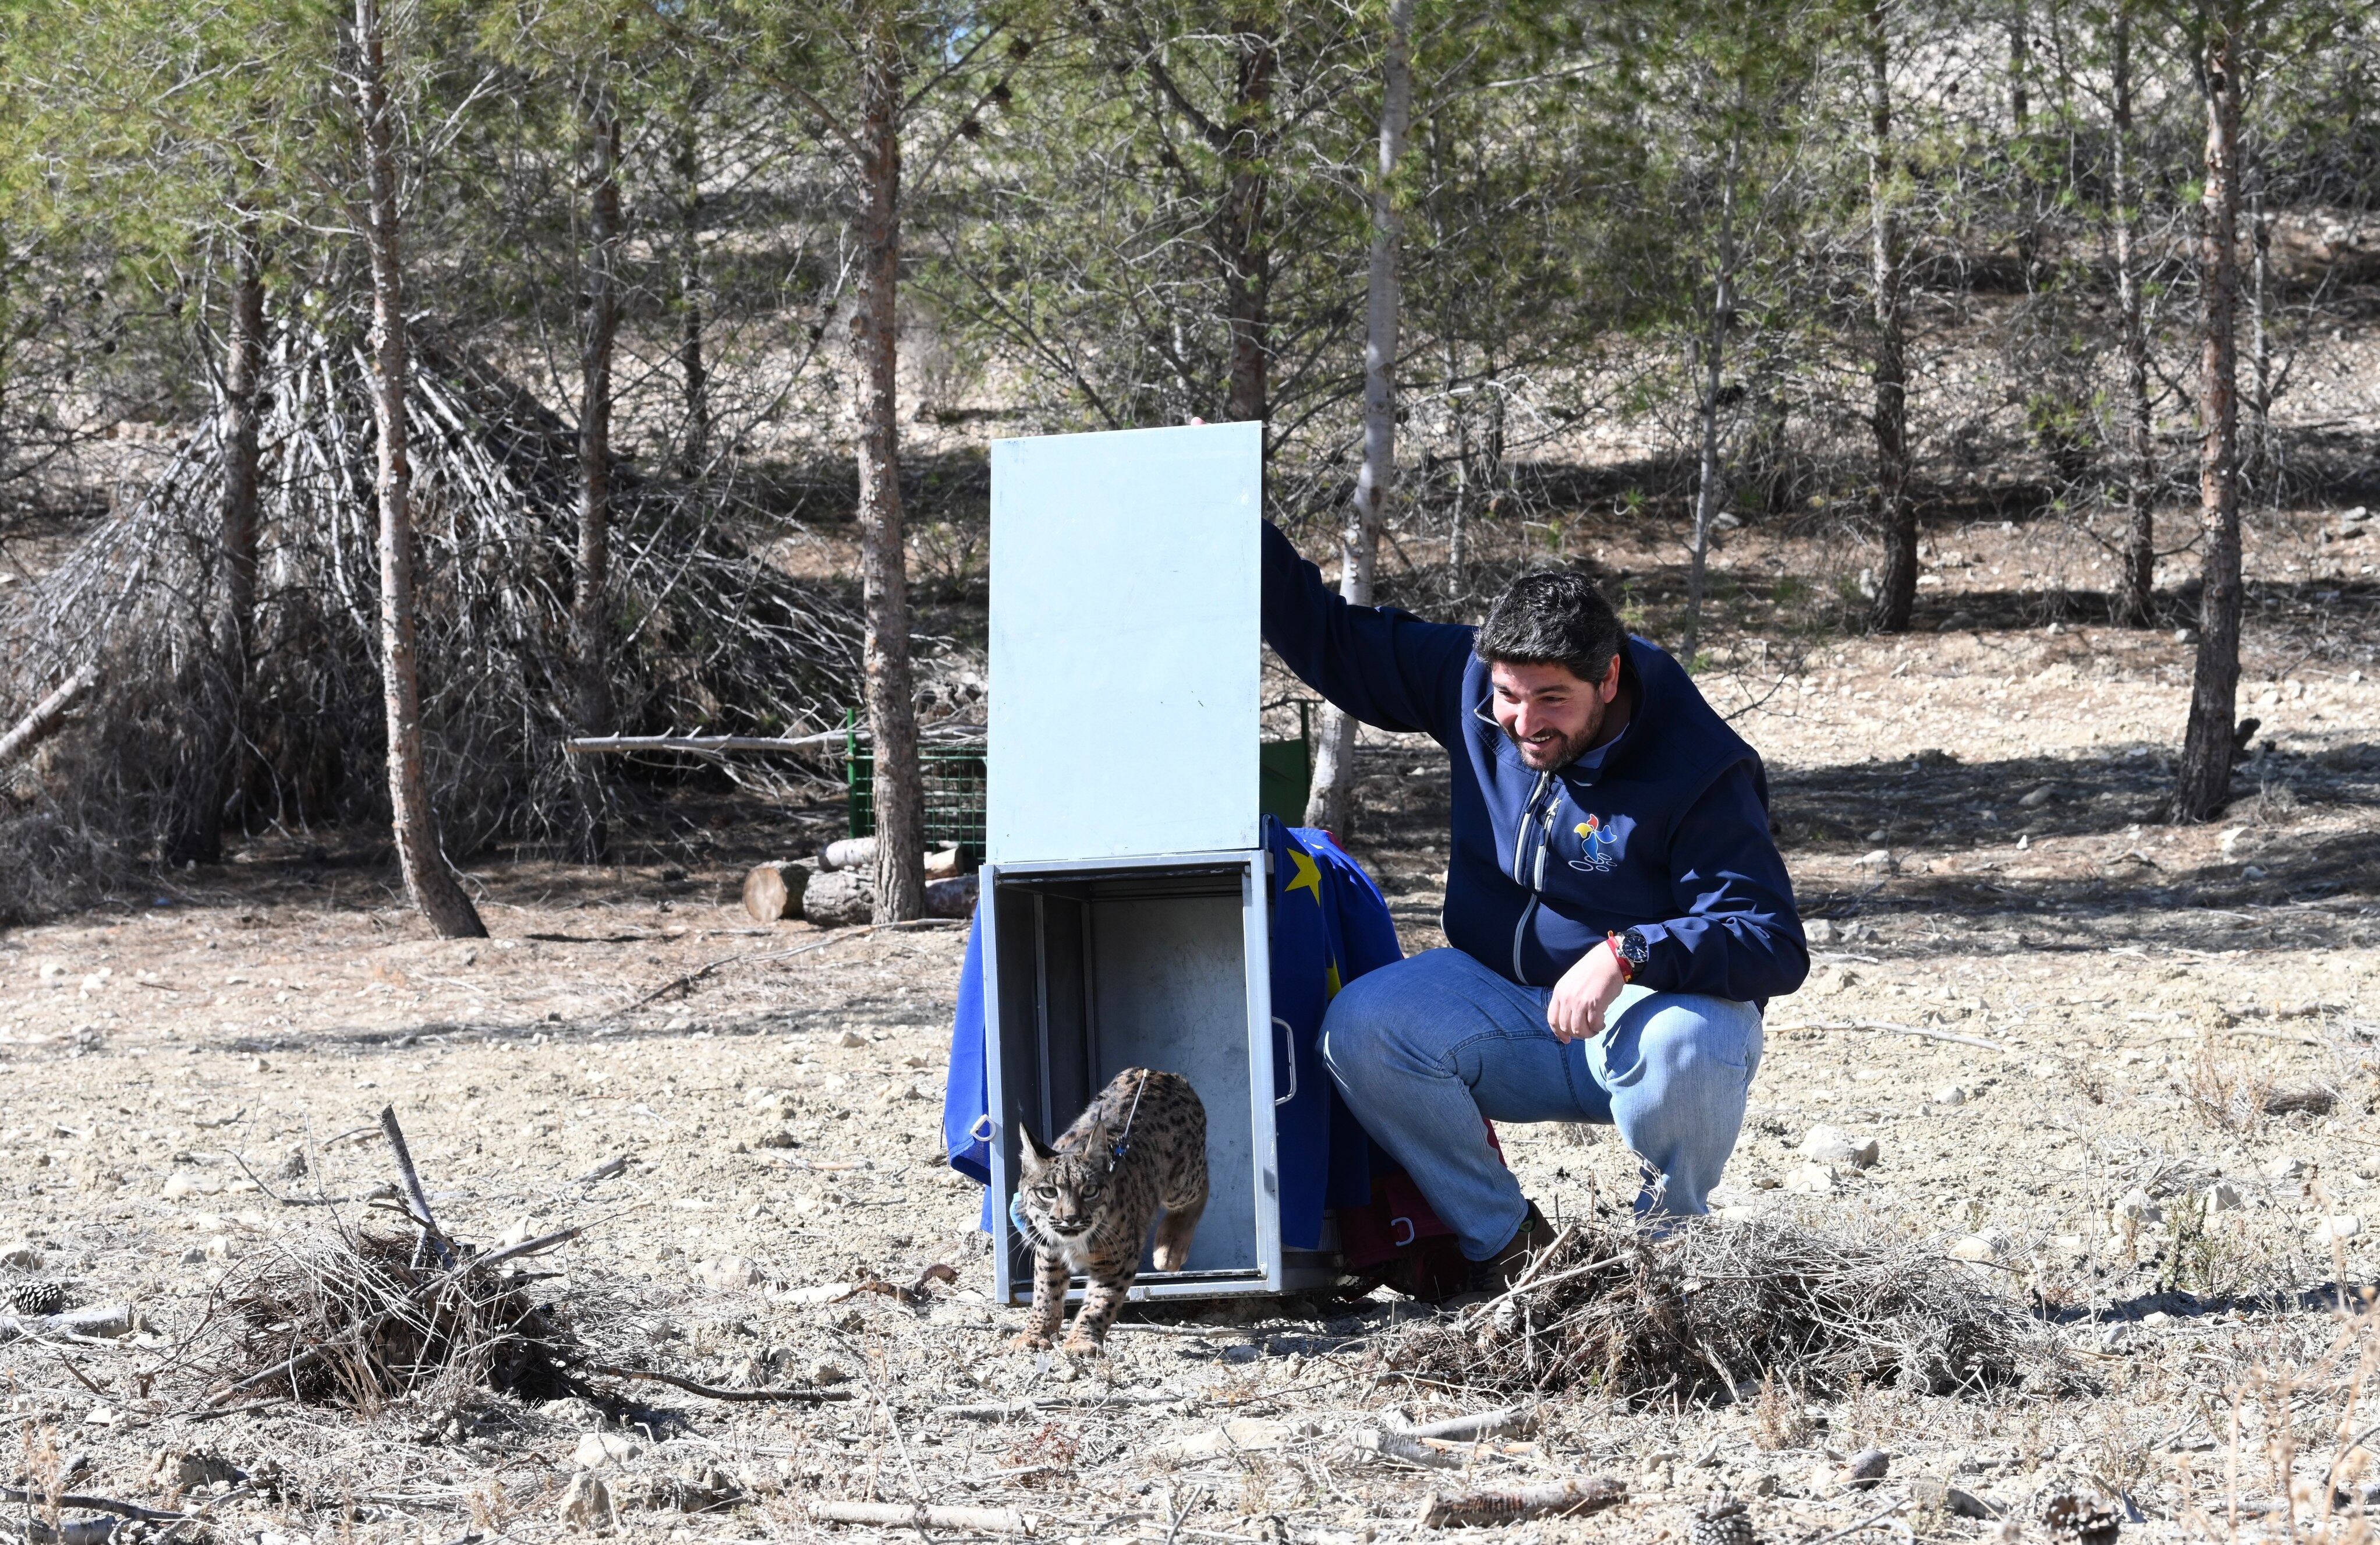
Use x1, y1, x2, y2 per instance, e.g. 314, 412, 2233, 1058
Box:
2205, 1181, 2243, 1212
559, 1472, 614, 1530
2017, 784, 2056, 809
1856, 848, 1895, 871
1800, 1125, 1879, 1169
2263, 1154, 2307, 1180
0, 1243, 41, 1271
1842, 1448, 1890, 1489
573, 1432, 643, 1469
1805, 919, 1837, 943
1932, 1084, 1968, 1108
1783, 1162, 1837, 1196
2140, 1311, 2173, 1328
1949, 1233, 2001, 1264
2313, 1215, 2363, 1243
2112, 1188, 2162, 1224
835, 1029, 867, 1049
161, 1172, 202, 1199
809, 1360, 850, 1385
695, 1256, 763, 1290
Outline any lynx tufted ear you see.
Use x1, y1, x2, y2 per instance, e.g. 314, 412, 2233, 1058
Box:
1017, 1127, 1056, 1179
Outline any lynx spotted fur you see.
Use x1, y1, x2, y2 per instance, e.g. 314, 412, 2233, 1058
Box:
1011, 1067, 1206, 1355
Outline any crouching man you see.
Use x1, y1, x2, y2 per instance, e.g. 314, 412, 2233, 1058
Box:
1263, 523, 1807, 1293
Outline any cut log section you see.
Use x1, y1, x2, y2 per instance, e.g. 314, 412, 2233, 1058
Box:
741, 860, 812, 922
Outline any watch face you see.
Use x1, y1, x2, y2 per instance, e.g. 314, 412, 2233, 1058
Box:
1620, 928, 1651, 965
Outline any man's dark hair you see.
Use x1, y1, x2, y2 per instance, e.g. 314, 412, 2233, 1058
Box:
1474, 570, 1626, 684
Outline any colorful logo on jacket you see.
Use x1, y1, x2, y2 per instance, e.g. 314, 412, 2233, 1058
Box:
1571, 814, 1623, 872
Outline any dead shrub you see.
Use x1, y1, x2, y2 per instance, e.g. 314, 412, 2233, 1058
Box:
2185, 1036, 2273, 1132
1382, 1211, 2075, 1403
215, 1229, 585, 1409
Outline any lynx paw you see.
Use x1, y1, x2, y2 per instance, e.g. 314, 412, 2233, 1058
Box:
1058, 1331, 1107, 1357
1150, 1244, 1188, 1272
1009, 1331, 1054, 1353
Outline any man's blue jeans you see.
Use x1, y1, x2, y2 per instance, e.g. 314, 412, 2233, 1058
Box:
1320, 947, 1765, 1261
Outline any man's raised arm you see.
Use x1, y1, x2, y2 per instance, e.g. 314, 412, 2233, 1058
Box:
1261, 522, 1474, 741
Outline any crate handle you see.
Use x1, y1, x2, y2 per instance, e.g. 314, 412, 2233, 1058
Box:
1271, 1016, 1297, 1106
968, 1114, 996, 1144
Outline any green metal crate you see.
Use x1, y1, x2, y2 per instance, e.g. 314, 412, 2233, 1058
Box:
845, 713, 989, 865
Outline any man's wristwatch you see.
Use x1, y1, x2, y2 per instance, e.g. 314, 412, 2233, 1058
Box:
1608, 927, 1651, 982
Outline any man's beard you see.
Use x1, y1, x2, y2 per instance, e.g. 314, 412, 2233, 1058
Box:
1506, 698, 1607, 770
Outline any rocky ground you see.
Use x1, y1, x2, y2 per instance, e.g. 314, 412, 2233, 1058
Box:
3, 512, 2378, 1545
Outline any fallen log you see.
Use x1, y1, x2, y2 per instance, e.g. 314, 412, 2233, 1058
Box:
0, 666, 99, 769
1415, 1476, 1627, 1528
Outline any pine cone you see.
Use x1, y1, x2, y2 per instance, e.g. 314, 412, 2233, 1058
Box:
3, 1281, 68, 1317
2035, 1489, 2122, 1545
1690, 1493, 1756, 1545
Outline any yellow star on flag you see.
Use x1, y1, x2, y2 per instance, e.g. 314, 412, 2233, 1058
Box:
1284, 847, 1324, 906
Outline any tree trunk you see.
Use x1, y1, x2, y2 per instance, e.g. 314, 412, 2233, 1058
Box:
2247, 179, 2272, 498
570, 82, 622, 862
2010, 0, 2039, 285
2110, 1, 2158, 628
1306, 0, 1412, 836
1865, 0, 1917, 634
171, 214, 265, 864
2172, 0, 2245, 823
353, 0, 486, 938
1680, 125, 1740, 669
1220, 8, 1275, 427
676, 75, 709, 479
851, 16, 925, 922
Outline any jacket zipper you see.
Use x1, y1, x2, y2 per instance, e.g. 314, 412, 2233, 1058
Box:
1511, 771, 1553, 980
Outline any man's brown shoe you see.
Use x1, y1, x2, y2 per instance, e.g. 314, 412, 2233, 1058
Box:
1457, 1201, 1559, 1300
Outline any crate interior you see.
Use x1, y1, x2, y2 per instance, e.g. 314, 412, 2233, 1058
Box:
992, 861, 1260, 1288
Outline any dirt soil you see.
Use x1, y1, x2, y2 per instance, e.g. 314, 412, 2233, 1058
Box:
4, 540, 2379, 1545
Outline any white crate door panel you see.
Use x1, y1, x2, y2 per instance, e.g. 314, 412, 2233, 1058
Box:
989, 422, 1262, 864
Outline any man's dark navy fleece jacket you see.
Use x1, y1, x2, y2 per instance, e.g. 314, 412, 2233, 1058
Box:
1264, 522, 1807, 1003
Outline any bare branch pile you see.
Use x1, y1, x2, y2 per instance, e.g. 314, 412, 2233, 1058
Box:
0, 321, 863, 913
1383, 1212, 2076, 1403
212, 1226, 586, 1409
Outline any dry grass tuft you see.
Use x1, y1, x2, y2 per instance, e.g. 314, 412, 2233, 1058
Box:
1382, 1211, 2075, 1404
2186, 1035, 2276, 1132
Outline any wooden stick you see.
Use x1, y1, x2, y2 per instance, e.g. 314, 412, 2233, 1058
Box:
0, 1493, 183, 1525
1415, 1476, 1627, 1528
631, 918, 959, 1009
1351, 1430, 1464, 1470
807, 1501, 1033, 1534
377, 1105, 455, 1269
585, 1363, 853, 1405
1392, 1402, 1541, 1442
565, 723, 982, 756
1770, 1019, 2010, 1053
0, 666, 99, 769
1422, 1475, 1627, 1523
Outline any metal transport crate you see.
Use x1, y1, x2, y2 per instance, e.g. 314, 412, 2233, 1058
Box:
982, 421, 1333, 1303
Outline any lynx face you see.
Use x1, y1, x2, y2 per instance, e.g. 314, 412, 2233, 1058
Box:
1015, 1138, 1116, 1265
